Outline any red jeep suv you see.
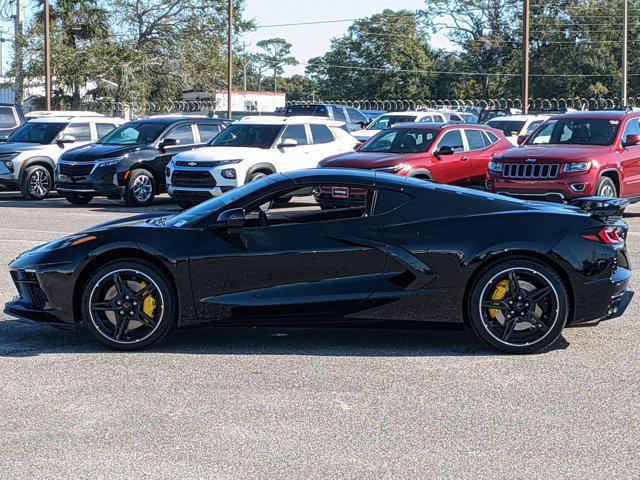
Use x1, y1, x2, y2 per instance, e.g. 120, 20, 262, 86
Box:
316, 123, 511, 207
486, 110, 640, 201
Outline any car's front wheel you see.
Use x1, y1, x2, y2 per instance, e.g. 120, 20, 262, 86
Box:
81, 259, 176, 350
64, 194, 93, 205
124, 169, 156, 207
467, 258, 569, 354
596, 176, 617, 198
20, 165, 52, 200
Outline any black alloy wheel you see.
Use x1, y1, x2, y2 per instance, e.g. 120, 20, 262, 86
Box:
468, 258, 569, 354
82, 260, 176, 350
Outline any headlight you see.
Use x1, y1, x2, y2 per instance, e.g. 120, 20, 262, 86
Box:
216, 159, 242, 165
375, 164, 404, 173
3, 160, 14, 172
488, 161, 503, 172
563, 161, 592, 173
221, 168, 236, 179
43, 234, 97, 251
95, 156, 126, 168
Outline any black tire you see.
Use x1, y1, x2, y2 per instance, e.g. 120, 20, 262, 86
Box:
64, 194, 93, 205
467, 257, 569, 354
20, 165, 52, 200
124, 169, 156, 207
247, 171, 268, 183
81, 259, 177, 351
596, 176, 617, 198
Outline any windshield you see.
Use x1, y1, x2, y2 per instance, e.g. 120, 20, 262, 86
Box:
368, 115, 417, 130
99, 122, 166, 145
164, 176, 277, 227
527, 118, 619, 146
285, 105, 328, 117
361, 128, 438, 154
209, 124, 282, 149
486, 120, 526, 136
7, 122, 66, 144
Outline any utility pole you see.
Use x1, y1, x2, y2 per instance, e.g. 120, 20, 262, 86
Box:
44, 0, 52, 110
622, 0, 628, 106
521, 0, 530, 114
227, 0, 233, 119
0, 38, 5, 78
13, 0, 23, 103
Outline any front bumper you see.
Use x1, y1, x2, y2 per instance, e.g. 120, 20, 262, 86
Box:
0, 176, 18, 190
166, 165, 237, 204
487, 173, 597, 201
56, 166, 126, 199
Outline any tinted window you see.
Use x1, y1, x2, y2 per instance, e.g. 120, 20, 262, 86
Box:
166, 124, 195, 144
486, 120, 526, 136
526, 120, 544, 134
310, 124, 334, 144
65, 123, 92, 141
0, 106, 16, 128
281, 125, 308, 146
437, 130, 464, 152
465, 129, 486, 150
210, 124, 281, 149
285, 104, 329, 117
369, 115, 417, 130
374, 189, 411, 215
100, 122, 166, 145
528, 118, 618, 146
347, 108, 367, 124
331, 106, 347, 122
361, 128, 438, 154
7, 122, 66, 144
96, 123, 116, 138
483, 130, 499, 145
417, 115, 433, 123
623, 119, 640, 143
198, 123, 222, 143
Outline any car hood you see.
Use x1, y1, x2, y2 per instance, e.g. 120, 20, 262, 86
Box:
496, 144, 611, 162
174, 146, 266, 162
319, 151, 418, 169
0, 142, 52, 154
61, 143, 143, 162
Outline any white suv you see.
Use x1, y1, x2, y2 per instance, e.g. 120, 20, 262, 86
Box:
166, 116, 358, 208
0, 114, 123, 199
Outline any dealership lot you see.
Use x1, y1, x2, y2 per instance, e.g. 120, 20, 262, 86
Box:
1, 192, 639, 479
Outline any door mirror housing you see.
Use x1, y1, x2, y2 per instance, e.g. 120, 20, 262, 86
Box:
159, 138, 179, 152
517, 134, 528, 145
623, 134, 640, 148
279, 138, 298, 148
434, 145, 454, 157
57, 134, 76, 146
217, 208, 246, 228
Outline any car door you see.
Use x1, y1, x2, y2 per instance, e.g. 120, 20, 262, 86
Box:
188, 183, 387, 320
619, 118, 640, 196
331, 106, 350, 130
463, 128, 494, 185
62, 122, 93, 151
430, 129, 470, 185
309, 123, 341, 162
346, 107, 368, 131
153, 123, 199, 185
275, 124, 315, 170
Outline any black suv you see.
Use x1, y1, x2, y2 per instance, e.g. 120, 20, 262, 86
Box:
55, 116, 230, 206
284, 104, 369, 132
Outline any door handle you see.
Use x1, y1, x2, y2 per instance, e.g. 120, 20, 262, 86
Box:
461, 156, 469, 161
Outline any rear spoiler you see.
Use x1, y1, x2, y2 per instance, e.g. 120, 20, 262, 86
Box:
569, 197, 629, 221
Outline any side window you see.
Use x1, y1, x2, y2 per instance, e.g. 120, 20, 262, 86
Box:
0, 106, 17, 128
198, 123, 222, 143
437, 130, 464, 152
281, 124, 308, 146
419, 115, 433, 123
464, 129, 486, 150
482, 130, 499, 146
64, 123, 92, 141
331, 106, 347, 122
347, 108, 367, 125
310, 124, 335, 144
450, 114, 463, 123
166, 124, 195, 144
96, 123, 116, 138
374, 189, 411, 215
526, 120, 543, 134
623, 119, 640, 143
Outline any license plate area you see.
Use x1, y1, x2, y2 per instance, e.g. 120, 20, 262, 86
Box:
332, 186, 349, 198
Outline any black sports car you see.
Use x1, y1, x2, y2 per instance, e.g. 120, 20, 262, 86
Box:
4, 169, 634, 353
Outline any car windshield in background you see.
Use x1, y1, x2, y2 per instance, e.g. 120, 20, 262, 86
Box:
486, 120, 526, 136
209, 124, 282, 149
99, 122, 165, 145
527, 118, 619, 146
360, 128, 438, 154
285, 105, 328, 117
7, 122, 66, 144
368, 115, 417, 130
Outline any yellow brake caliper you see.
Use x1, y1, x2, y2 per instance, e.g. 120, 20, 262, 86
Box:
139, 281, 157, 318
489, 279, 510, 319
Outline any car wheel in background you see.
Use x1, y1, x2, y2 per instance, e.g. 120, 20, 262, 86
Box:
124, 169, 156, 207
20, 165, 52, 200
64, 194, 93, 205
467, 258, 569, 354
81, 259, 176, 351
596, 176, 617, 198
247, 172, 268, 183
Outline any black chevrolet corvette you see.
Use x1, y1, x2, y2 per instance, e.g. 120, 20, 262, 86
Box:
4, 169, 634, 353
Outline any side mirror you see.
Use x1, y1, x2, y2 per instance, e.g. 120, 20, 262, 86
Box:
159, 138, 179, 152
434, 145, 454, 157
217, 208, 245, 228
353, 142, 363, 151
517, 134, 528, 145
279, 138, 298, 148
58, 134, 76, 145
623, 134, 640, 148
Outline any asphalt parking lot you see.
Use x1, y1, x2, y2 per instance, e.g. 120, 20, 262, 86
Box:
0, 191, 639, 480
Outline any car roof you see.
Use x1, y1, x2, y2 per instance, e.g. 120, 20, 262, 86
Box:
486, 115, 544, 122
236, 115, 345, 127
381, 111, 441, 116
548, 110, 637, 121
126, 115, 223, 125
30, 115, 121, 123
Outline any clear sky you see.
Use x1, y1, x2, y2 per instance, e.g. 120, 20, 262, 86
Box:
242, 0, 451, 76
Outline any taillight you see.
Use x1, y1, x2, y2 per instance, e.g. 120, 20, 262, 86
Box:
582, 226, 626, 245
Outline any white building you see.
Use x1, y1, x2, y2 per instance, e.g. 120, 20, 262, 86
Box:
182, 90, 286, 114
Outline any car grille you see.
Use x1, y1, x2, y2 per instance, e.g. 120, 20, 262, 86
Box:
175, 160, 221, 168
11, 270, 49, 309
502, 163, 559, 179
59, 162, 94, 177
172, 170, 217, 188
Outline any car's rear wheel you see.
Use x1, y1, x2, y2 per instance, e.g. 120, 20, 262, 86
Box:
64, 194, 93, 205
596, 176, 617, 198
81, 260, 176, 350
468, 258, 569, 354
21, 165, 52, 200
124, 169, 156, 207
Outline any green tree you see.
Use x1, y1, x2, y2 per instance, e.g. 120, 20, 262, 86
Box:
254, 38, 297, 92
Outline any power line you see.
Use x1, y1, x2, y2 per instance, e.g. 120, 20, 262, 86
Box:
254, 12, 420, 29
